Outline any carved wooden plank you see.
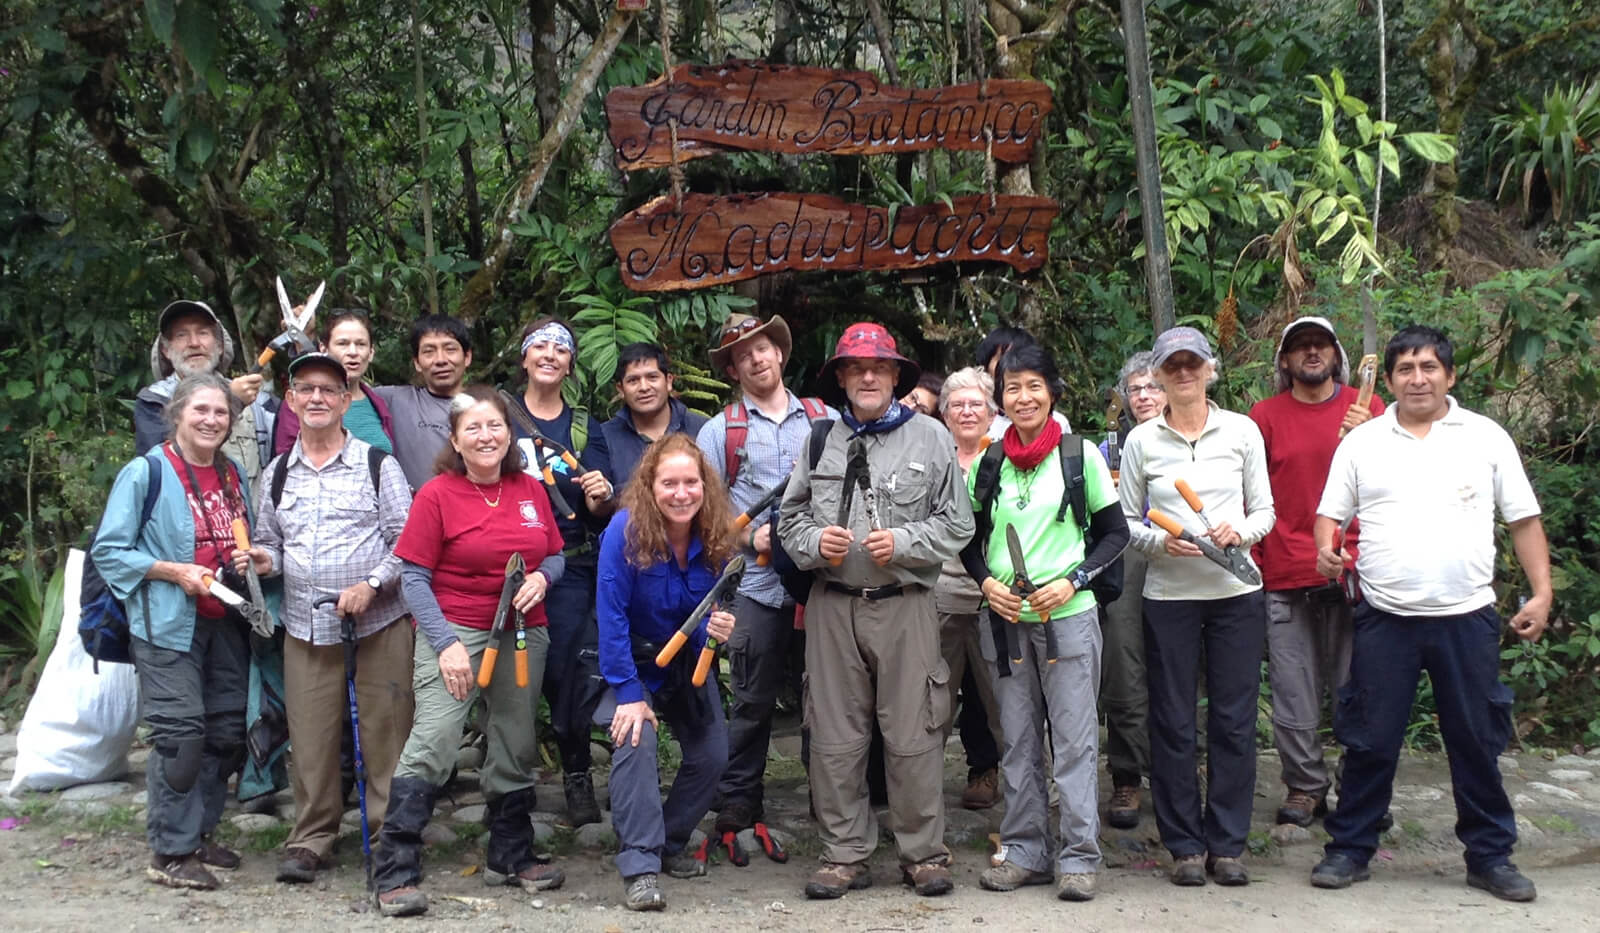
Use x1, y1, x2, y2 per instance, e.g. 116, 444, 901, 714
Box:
609, 192, 1058, 292
606, 62, 1054, 170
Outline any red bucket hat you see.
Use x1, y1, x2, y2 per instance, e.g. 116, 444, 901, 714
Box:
817, 322, 921, 402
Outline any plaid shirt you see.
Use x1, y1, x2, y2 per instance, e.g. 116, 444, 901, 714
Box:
696, 391, 838, 608
253, 433, 412, 644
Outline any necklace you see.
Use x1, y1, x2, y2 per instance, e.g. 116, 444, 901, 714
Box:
1015, 464, 1041, 510
471, 477, 503, 508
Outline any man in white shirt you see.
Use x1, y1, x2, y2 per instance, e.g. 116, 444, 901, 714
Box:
1308, 326, 1551, 903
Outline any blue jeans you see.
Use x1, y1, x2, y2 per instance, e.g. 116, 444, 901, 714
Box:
1325, 602, 1517, 873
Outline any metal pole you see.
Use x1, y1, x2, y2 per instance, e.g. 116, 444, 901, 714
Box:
1120, 0, 1175, 333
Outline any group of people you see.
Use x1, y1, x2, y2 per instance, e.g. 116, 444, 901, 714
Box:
92, 297, 1553, 914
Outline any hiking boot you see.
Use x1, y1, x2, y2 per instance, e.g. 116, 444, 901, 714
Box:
1310, 853, 1370, 889
900, 859, 953, 897
1057, 872, 1098, 901
197, 838, 241, 870
714, 800, 756, 834
1107, 783, 1142, 829
962, 768, 1000, 810
147, 854, 218, 890
623, 873, 665, 911
377, 885, 429, 917
805, 861, 872, 899
979, 859, 1052, 892
482, 860, 566, 890
563, 771, 601, 828
1206, 855, 1249, 886
1170, 854, 1206, 886
664, 849, 708, 879
1276, 790, 1324, 828
1466, 863, 1537, 902
275, 847, 323, 884
1376, 810, 1395, 833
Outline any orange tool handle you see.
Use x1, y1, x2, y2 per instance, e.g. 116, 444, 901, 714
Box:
733, 512, 754, 531
477, 646, 499, 688
514, 647, 529, 688
978, 435, 993, 451
828, 555, 843, 567
1340, 354, 1379, 439
655, 630, 689, 667
256, 346, 277, 368
756, 553, 771, 567
692, 642, 717, 687
559, 450, 584, 473
1147, 508, 1187, 539
1174, 478, 1204, 514
231, 518, 252, 552
201, 573, 217, 589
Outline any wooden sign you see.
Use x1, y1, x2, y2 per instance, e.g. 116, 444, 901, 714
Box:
606, 62, 1053, 171
609, 192, 1058, 292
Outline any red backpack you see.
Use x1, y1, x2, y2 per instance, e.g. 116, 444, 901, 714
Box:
722, 397, 828, 484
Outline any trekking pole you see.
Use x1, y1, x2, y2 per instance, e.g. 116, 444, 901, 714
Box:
314, 595, 375, 902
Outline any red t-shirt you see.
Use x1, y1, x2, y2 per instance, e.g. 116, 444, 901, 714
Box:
1249, 385, 1386, 590
394, 471, 564, 630
164, 444, 245, 619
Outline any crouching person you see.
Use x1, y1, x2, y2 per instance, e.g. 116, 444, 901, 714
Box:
595, 435, 735, 911
93, 374, 260, 889
374, 388, 567, 917
235, 353, 415, 884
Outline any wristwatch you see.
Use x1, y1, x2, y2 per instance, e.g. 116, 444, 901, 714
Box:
366, 574, 383, 592
1068, 568, 1091, 591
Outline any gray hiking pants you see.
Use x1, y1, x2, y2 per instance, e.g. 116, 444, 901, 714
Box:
1267, 587, 1354, 794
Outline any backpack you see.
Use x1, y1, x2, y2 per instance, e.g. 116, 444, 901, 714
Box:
769, 419, 838, 604
269, 445, 389, 508
79, 451, 166, 670
723, 397, 828, 485
972, 434, 1125, 605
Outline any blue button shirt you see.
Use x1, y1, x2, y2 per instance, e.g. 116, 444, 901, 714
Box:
596, 509, 724, 704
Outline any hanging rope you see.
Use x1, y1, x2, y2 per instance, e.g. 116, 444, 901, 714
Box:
659, 0, 685, 210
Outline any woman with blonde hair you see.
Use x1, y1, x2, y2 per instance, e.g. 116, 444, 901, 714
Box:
595, 433, 738, 911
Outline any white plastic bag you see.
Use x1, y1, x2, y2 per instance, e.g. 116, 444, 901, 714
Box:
8, 549, 140, 793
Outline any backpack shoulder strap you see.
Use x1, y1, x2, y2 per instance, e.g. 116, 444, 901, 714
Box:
972, 442, 1006, 545
138, 451, 164, 527
1058, 434, 1088, 528
799, 397, 828, 421
570, 404, 588, 455
270, 453, 291, 510
723, 401, 749, 484
806, 418, 835, 470
367, 447, 389, 493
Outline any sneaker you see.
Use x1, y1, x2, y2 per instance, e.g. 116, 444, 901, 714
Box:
1170, 854, 1206, 887
1276, 790, 1324, 827
563, 771, 602, 828
623, 873, 665, 911
275, 847, 323, 884
805, 861, 872, 899
1057, 872, 1097, 901
377, 885, 429, 917
900, 859, 953, 897
147, 854, 219, 890
1206, 855, 1249, 886
483, 862, 566, 890
197, 838, 241, 870
962, 768, 1000, 810
1107, 784, 1141, 829
664, 849, 708, 879
979, 859, 1052, 892
1310, 853, 1371, 889
1466, 863, 1537, 902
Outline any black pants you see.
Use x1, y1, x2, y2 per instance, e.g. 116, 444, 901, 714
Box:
956, 662, 1001, 776
1144, 591, 1265, 859
714, 594, 797, 818
542, 561, 603, 774
1325, 602, 1517, 873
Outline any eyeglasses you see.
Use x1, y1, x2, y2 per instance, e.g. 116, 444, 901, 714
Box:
1126, 382, 1164, 396
291, 383, 347, 398
945, 399, 988, 412
718, 317, 761, 348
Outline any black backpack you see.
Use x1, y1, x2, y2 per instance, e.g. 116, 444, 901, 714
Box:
78, 452, 167, 670
769, 419, 837, 605
268, 445, 389, 509
972, 434, 1124, 605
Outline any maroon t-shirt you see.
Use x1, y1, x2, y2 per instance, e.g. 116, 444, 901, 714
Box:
1249, 385, 1386, 590
394, 471, 564, 629
163, 444, 244, 619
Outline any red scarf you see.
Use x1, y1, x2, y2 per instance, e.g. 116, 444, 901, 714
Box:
1002, 417, 1062, 472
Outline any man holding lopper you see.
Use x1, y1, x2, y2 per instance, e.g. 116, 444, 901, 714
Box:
696, 312, 835, 860
1309, 326, 1552, 903
777, 323, 974, 900
1248, 316, 1384, 828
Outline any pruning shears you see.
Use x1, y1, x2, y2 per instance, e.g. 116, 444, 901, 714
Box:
1004, 523, 1056, 664
255, 276, 323, 373
655, 555, 744, 687
229, 518, 275, 637
477, 553, 529, 689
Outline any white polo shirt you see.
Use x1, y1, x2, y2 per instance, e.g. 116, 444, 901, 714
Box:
1317, 397, 1540, 617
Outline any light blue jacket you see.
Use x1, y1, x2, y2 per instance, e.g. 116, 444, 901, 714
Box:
91, 446, 260, 652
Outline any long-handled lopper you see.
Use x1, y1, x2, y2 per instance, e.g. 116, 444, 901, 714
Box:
731, 479, 790, 567
477, 554, 529, 689
1171, 479, 1263, 585
255, 277, 323, 373
314, 594, 376, 902
1146, 507, 1262, 586
230, 518, 275, 637
654, 555, 745, 687
1004, 524, 1055, 664
496, 388, 596, 520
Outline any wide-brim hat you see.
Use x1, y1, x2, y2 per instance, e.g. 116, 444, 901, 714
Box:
816, 322, 921, 404
709, 312, 793, 372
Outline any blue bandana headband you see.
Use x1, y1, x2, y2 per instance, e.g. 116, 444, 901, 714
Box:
521, 322, 575, 356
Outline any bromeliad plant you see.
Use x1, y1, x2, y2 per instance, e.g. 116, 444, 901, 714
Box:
1487, 80, 1600, 226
